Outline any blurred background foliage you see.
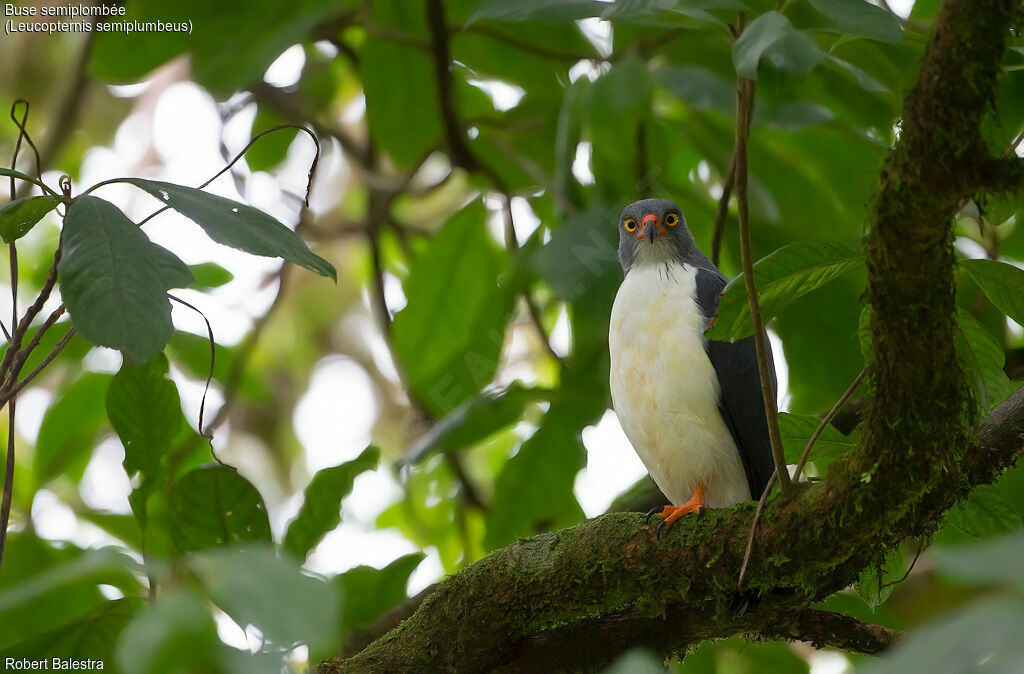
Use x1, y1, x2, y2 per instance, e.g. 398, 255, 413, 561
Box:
1, 0, 1024, 672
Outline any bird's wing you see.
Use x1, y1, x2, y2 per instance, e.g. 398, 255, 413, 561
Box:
695, 267, 777, 500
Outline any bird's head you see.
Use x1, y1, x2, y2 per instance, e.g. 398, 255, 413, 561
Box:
616, 198, 699, 272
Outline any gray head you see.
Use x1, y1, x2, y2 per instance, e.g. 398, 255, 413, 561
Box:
616, 198, 707, 272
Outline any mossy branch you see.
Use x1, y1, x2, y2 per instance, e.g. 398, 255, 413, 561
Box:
319, 0, 1023, 670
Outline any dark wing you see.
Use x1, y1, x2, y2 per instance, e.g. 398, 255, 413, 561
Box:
695, 267, 776, 500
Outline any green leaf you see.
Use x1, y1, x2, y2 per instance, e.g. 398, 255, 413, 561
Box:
187, 261, 234, 289
361, 0, 443, 167
0, 168, 55, 196
34, 373, 111, 486
945, 485, 1022, 539
954, 307, 1010, 411
401, 384, 547, 466
733, 12, 824, 80
59, 196, 188, 364
826, 54, 891, 93
190, 545, 340, 654
857, 597, 1024, 674
0, 196, 58, 243
808, 0, 902, 43
855, 547, 905, 609
246, 108, 298, 172
392, 201, 514, 415
0, 536, 136, 649
933, 531, 1024, 590
655, 65, 734, 114
107, 354, 181, 481
107, 354, 182, 528
90, 0, 341, 95
166, 465, 272, 553
115, 590, 222, 674
121, 179, 336, 280
485, 401, 587, 550
707, 241, 864, 341
334, 552, 424, 638
777, 412, 857, 470
962, 258, 1024, 327
283, 447, 380, 560
4, 598, 141, 663
466, 0, 606, 24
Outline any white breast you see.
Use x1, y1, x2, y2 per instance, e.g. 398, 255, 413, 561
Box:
609, 262, 750, 507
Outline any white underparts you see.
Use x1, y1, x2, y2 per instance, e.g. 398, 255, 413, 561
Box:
609, 258, 750, 507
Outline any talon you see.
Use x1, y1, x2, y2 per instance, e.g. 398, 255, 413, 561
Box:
656, 520, 667, 539
644, 506, 662, 525
647, 482, 708, 539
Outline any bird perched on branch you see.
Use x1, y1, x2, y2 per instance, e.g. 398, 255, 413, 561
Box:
609, 198, 775, 537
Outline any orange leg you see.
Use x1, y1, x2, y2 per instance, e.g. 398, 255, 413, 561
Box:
645, 482, 707, 538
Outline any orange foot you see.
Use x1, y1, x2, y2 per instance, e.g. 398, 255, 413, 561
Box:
644, 481, 707, 539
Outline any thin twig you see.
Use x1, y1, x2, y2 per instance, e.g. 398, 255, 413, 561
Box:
793, 369, 866, 483
734, 69, 792, 495
0, 329, 75, 407
462, 24, 598, 62
738, 470, 776, 586
711, 152, 737, 266
880, 542, 924, 590
168, 295, 216, 435
0, 399, 13, 574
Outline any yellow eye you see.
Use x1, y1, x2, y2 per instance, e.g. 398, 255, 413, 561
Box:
665, 213, 679, 227
624, 218, 637, 232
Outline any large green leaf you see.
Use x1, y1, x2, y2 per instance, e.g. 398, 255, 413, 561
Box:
733, 12, 824, 80
954, 307, 1010, 411
190, 545, 340, 654
334, 552, 424, 639
858, 597, 1024, 674
0, 196, 58, 243
391, 202, 514, 415
944, 484, 1022, 540
932, 531, 1024, 590
121, 179, 335, 280
707, 240, 864, 341
34, 373, 111, 486
361, 0, 443, 167
283, 447, 380, 560
59, 196, 191, 364
962, 258, 1024, 327
166, 465, 272, 553
807, 0, 902, 43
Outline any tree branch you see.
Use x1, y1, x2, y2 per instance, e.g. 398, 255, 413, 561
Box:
317, 0, 1022, 670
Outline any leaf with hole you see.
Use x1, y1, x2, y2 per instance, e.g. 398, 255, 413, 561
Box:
283, 447, 380, 560
707, 241, 864, 341
59, 196, 190, 364
121, 179, 335, 281
0, 196, 58, 243
166, 465, 272, 553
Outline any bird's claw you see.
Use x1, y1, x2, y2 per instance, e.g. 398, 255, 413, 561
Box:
655, 519, 667, 540
644, 506, 662, 526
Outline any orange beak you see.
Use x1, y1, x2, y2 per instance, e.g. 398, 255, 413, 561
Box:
640, 213, 662, 243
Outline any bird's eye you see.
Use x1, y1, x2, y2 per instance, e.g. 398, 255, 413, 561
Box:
624, 218, 637, 232
665, 213, 679, 227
